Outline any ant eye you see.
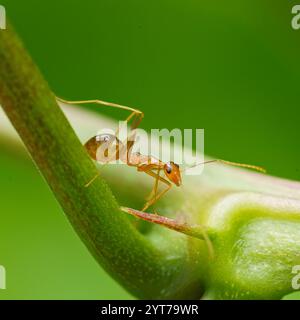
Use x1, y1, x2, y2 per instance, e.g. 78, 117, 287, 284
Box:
166, 163, 172, 174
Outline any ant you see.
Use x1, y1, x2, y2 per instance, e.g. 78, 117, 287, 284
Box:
57, 96, 266, 212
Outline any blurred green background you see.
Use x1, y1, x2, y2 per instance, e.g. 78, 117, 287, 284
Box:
0, 0, 300, 299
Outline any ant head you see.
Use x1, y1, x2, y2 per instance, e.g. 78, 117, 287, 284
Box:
164, 161, 182, 186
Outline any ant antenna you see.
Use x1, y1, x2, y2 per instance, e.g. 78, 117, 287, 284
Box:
182, 159, 266, 173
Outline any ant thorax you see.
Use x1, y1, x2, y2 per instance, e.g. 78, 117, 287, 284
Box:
128, 153, 163, 167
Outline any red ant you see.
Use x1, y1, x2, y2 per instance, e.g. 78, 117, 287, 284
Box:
57, 97, 266, 212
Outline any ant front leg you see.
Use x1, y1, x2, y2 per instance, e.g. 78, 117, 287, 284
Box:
140, 168, 172, 212
145, 168, 161, 202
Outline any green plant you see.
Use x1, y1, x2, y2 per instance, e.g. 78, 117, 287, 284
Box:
1, 21, 300, 300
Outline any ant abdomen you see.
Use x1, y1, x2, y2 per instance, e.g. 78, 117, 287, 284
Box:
84, 134, 122, 163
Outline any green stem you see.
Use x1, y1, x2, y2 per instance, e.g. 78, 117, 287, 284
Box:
0, 22, 186, 299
